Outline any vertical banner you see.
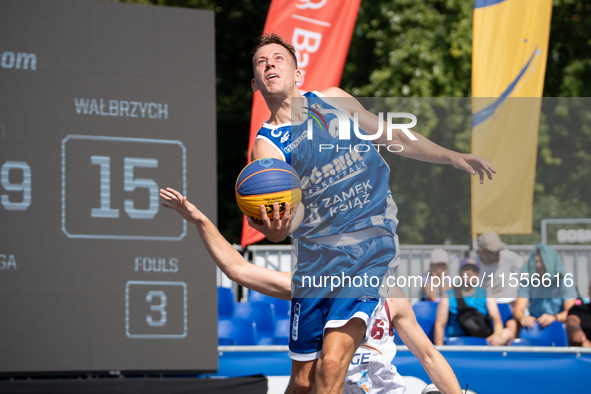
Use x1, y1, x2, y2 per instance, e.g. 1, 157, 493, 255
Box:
241, 0, 361, 247
471, 0, 552, 236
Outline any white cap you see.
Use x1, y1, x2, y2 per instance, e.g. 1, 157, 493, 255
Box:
430, 248, 449, 264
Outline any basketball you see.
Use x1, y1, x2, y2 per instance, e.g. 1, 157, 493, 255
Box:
235, 158, 302, 223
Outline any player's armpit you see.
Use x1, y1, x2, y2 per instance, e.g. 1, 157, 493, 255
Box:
251, 138, 285, 162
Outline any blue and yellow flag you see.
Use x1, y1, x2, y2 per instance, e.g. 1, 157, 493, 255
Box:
471, 0, 552, 236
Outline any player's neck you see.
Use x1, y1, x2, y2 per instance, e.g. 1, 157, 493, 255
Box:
264, 88, 303, 125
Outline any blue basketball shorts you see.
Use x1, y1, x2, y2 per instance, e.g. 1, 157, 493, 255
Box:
288, 233, 399, 361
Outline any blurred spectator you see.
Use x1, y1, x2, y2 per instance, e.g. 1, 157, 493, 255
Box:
422, 248, 452, 301
566, 280, 591, 347
513, 243, 577, 332
575, 279, 591, 306
434, 258, 514, 346
478, 232, 524, 304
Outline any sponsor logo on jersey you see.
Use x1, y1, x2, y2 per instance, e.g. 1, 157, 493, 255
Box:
300, 150, 365, 196
284, 130, 308, 154
356, 369, 371, 393
291, 303, 301, 341
311, 103, 323, 113
351, 353, 371, 365
356, 296, 375, 302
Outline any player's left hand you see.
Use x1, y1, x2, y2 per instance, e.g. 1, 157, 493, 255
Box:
452, 153, 496, 184
160, 187, 203, 224
247, 202, 293, 243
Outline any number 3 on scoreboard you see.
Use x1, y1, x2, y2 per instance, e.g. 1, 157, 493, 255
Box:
126, 281, 187, 338
146, 290, 167, 327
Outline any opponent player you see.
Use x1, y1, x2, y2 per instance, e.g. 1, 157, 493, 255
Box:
246, 34, 494, 394
159, 187, 463, 394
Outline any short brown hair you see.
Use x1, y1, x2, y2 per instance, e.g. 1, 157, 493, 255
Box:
250, 33, 298, 68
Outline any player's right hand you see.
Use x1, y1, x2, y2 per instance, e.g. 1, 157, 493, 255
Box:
160, 187, 203, 224
246, 202, 293, 243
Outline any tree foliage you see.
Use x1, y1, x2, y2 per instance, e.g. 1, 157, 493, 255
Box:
111, 0, 590, 245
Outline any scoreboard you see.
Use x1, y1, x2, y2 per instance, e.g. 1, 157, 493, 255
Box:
0, 0, 217, 373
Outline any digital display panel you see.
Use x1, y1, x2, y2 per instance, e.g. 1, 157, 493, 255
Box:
0, 0, 217, 373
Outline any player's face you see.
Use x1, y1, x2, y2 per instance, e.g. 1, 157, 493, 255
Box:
251, 44, 301, 97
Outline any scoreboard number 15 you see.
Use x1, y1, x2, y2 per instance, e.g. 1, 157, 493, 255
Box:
91, 155, 159, 219
62, 135, 186, 240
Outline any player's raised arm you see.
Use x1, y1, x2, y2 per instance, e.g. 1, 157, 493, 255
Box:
387, 288, 462, 394
159, 187, 291, 300
320, 87, 496, 184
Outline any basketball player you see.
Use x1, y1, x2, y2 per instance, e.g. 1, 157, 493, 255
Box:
159, 187, 462, 394
246, 34, 494, 394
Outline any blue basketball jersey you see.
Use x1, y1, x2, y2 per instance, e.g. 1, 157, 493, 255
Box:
255, 91, 398, 239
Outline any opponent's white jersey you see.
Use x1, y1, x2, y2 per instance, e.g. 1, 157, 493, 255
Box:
345, 302, 406, 394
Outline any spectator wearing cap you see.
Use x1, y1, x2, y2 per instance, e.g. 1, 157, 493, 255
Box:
478, 232, 524, 304
513, 243, 577, 332
434, 257, 514, 346
566, 280, 591, 347
423, 248, 452, 301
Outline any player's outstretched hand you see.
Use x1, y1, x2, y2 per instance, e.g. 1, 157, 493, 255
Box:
160, 187, 203, 224
246, 202, 292, 243
452, 153, 496, 184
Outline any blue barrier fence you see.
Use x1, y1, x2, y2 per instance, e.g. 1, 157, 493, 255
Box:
216, 346, 591, 394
